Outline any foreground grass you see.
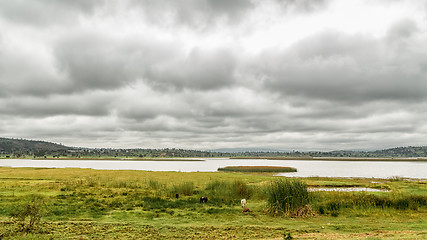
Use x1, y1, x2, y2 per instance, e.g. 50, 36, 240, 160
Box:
2, 218, 426, 239
0, 167, 426, 239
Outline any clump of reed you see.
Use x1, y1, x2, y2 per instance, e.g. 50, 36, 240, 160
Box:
205, 180, 254, 204
388, 176, 405, 182
265, 178, 312, 216
169, 181, 195, 196
218, 166, 297, 173
147, 179, 165, 190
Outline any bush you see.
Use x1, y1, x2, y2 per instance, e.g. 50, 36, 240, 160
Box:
266, 178, 311, 216
283, 231, 293, 239
9, 195, 46, 232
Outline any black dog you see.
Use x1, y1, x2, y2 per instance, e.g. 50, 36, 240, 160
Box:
200, 197, 208, 203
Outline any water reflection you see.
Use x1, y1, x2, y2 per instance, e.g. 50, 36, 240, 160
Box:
308, 187, 390, 192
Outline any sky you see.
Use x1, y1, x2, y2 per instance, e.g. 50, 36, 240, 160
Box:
1, 0, 427, 151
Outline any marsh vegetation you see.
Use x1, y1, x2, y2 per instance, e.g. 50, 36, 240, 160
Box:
218, 166, 297, 172
0, 167, 426, 239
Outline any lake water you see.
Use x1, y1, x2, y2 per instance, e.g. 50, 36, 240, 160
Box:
0, 158, 426, 179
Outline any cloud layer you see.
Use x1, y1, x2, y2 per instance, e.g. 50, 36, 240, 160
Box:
1, 0, 427, 150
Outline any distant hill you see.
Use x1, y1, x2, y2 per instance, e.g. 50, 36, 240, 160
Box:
0, 137, 426, 158
371, 146, 427, 158
0, 138, 70, 154
309, 146, 427, 158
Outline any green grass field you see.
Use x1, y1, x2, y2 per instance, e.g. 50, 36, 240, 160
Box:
0, 167, 426, 239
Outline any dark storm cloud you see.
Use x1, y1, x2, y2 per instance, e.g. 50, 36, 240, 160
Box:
129, 0, 254, 28
55, 32, 134, 92
127, 0, 328, 30
0, 37, 66, 98
0, 0, 104, 26
386, 18, 418, 41
0, 0, 328, 30
276, 0, 329, 13
53, 28, 238, 93
145, 48, 237, 91
255, 29, 427, 104
114, 86, 272, 123
0, 91, 113, 117
1, 27, 237, 98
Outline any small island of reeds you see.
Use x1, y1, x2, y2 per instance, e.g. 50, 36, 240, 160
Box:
217, 166, 297, 173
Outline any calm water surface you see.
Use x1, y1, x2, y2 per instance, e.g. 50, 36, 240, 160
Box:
1, 158, 426, 179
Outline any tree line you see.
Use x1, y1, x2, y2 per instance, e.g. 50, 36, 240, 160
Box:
1, 137, 427, 158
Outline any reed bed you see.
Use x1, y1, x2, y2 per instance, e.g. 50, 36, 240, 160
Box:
205, 180, 254, 203
314, 192, 427, 214
231, 157, 313, 160
266, 178, 311, 216
218, 166, 297, 173
231, 157, 427, 161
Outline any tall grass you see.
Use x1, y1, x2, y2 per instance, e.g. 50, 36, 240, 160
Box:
205, 180, 254, 204
148, 179, 165, 190
313, 192, 427, 215
169, 182, 195, 196
388, 176, 405, 182
266, 178, 310, 216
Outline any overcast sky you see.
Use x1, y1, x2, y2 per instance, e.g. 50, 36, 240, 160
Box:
1, 0, 427, 151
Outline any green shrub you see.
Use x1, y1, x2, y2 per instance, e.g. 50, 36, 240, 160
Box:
326, 201, 341, 211
318, 205, 325, 214
283, 231, 293, 239
331, 211, 339, 217
9, 195, 46, 232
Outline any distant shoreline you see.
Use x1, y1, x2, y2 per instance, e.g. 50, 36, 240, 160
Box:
2, 157, 427, 162
230, 157, 427, 162
1, 157, 206, 162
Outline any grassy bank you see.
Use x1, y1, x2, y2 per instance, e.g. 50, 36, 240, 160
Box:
0, 167, 426, 239
218, 166, 297, 172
